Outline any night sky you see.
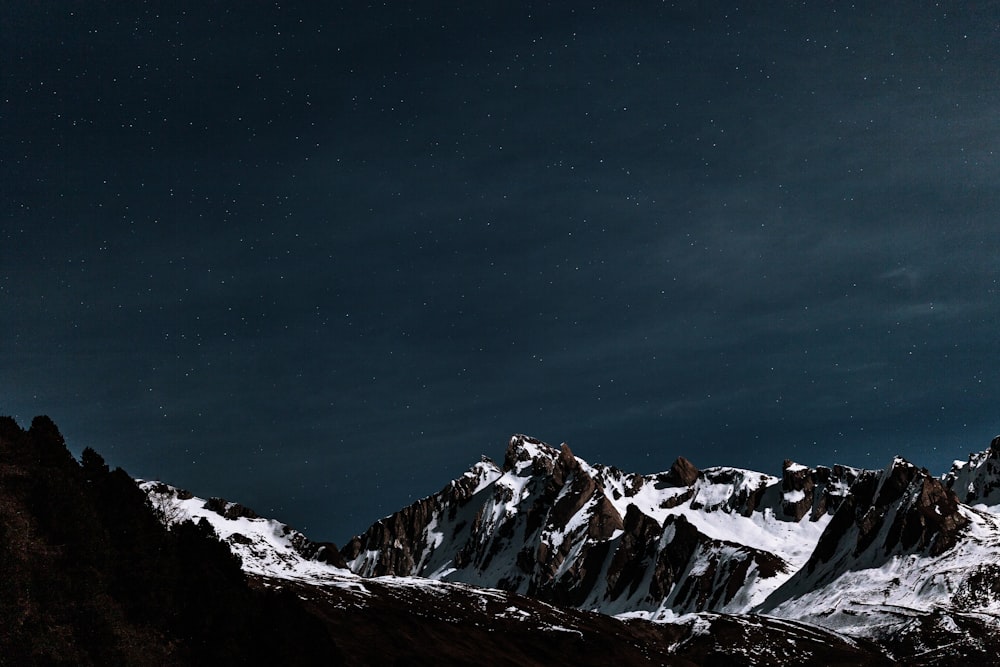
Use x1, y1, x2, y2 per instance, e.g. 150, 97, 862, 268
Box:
4, 2, 1000, 543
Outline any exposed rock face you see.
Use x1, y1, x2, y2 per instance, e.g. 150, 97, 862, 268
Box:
605, 504, 664, 601
888, 465, 967, 557
290, 534, 349, 569
667, 456, 699, 487
812, 464, 860, 519
146, 480, 193, 500
529, 443, 625, 606
341, 495, 440, 576
341, 454, 502, 576
857, 459, 967, 558
205, 496, 260, 520
651, 515, 787, 611
689, 466, 773, 515
806, 470, 879, 572
503, 434, 549, 472
781, 460, 816, 521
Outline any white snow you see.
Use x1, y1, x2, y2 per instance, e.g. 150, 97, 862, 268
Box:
783, 489, 806, 503
542, 624, 584, 636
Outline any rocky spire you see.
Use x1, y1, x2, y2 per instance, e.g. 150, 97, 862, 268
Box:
667, 456, 700, 487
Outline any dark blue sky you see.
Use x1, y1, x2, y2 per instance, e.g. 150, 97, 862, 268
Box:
4, 2, 999, 543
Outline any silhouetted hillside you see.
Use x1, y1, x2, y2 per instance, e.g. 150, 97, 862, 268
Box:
0, 415, 342, 666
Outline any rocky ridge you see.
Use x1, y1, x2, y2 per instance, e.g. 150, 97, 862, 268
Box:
342, 434, 858, 616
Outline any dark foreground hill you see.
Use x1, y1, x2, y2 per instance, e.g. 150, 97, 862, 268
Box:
0, 415, 340, 666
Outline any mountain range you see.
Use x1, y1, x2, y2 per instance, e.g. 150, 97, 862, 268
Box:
5, 415, 1000, 664
148, 432, 1000, 664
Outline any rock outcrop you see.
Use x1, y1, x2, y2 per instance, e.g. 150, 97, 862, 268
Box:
780, 460, 860, 522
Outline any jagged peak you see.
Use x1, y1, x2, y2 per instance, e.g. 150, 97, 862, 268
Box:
871, 456, 921, 508
891, 455, 915, 469
869, 459, 962, 520
667, 456, 699, 487
503, 434, 559, 472
557, 442, 579, 473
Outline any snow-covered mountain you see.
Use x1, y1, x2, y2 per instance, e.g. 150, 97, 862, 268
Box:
336, 434, 1000, 661
10, 413, 891, 665
136, 474, 886, 665
139, 432, 1000, 664
341, 434, 859, 618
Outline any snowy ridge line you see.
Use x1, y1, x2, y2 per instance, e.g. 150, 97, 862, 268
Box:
341, 432, 1000, 655
138, 480, 353, 584
139, 433, 1000, 662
